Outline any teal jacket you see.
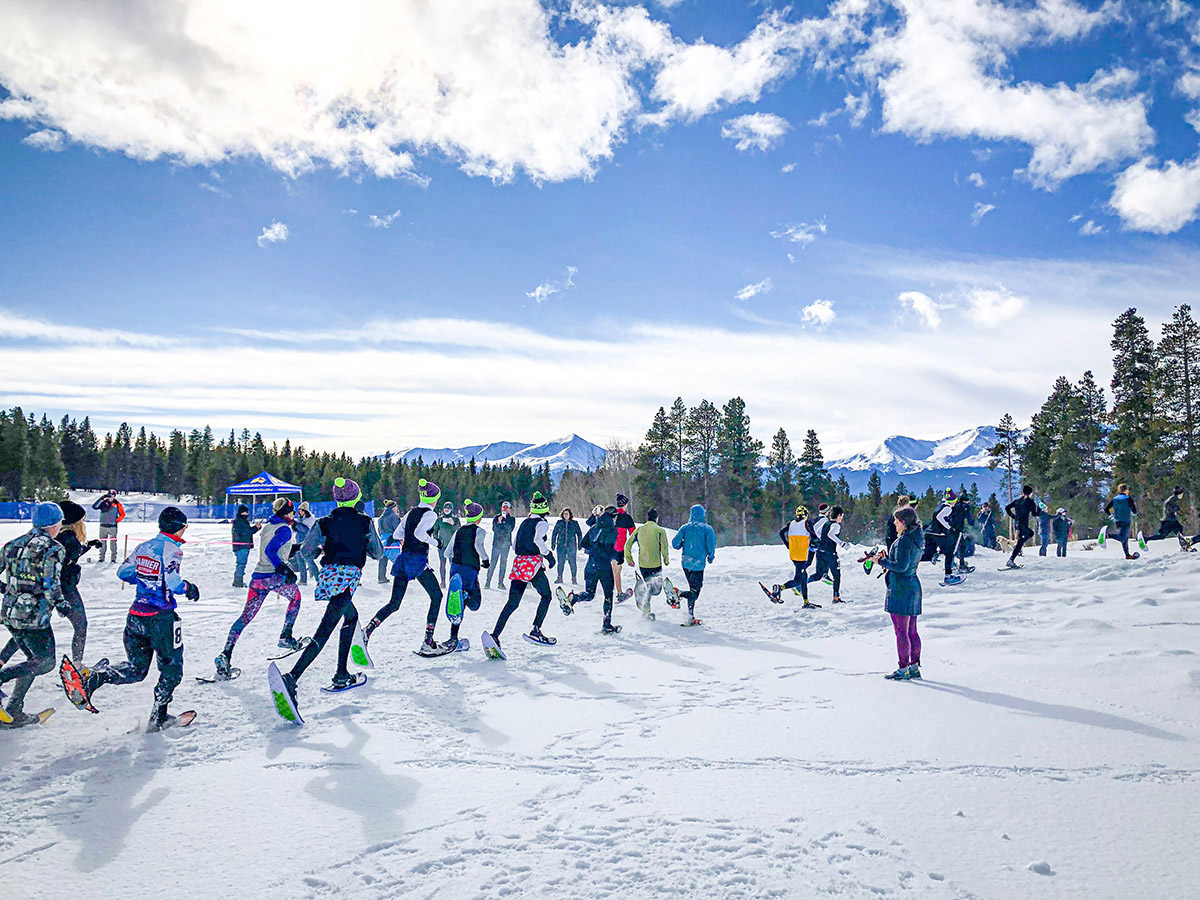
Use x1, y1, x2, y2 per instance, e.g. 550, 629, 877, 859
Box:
672, 505, 716, 571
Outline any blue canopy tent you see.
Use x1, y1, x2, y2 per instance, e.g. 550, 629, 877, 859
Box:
225, 471, 302, 516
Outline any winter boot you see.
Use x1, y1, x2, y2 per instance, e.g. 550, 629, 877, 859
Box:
214, 652, 234, 681
232, 578, 245, 589
329, 671, 362, 691
524, 627, 558, 646
146, 702, 175, 733
277, 633, 306, 652
363, 617, 381, 642
601, 620, 622, 635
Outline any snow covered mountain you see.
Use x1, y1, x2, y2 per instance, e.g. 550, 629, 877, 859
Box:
827, 426, 1006, 496
386, 434, 606, 481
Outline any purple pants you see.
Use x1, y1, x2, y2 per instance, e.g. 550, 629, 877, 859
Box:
890, 614, 921, 668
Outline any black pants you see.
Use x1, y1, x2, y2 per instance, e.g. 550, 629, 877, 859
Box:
679, 568, 705, 615
95, 611, 183, 707
576, 560, 616, 622
0, 583, 87, 667
942, 531, 960, 576
809, 554, 841, 595
1010, 523, 1034, 561
292, 589, 357, 682
494, 569, 552, 638
371, 569, 442, 632
781, 559, 809, 600
0, 626, 55, 714
1146, 519, 1184, 541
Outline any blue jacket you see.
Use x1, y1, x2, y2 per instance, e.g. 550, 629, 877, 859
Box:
118, 532, 188, 614
880, 524, 923, 616
1105, 493, 1137, 524
672, 505, 716, 571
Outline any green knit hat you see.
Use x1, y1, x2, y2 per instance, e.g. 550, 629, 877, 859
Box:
529, 491, 550, 516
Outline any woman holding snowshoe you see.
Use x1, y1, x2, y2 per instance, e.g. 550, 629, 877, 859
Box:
871, 506, 924, 681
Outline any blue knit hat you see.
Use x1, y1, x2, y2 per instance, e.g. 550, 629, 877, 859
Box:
32, 502, 64, 528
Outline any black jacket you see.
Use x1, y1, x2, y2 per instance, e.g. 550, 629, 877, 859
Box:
551, 518, 583, 553
232, 514, 259, 553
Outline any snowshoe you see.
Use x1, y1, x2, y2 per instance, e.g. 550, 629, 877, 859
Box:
414, 637, 457, 658
452, 638, 470, 652
147, 709, 196, 732
481, 631, 506, 660
643, 610, 656, 621
446, 573, 464, 623
940, 574, 966, 587
267, 662, 302, 725
267, 637, 313, 661
801, 601, 822, 609
832, 596, 847, 604
601, 621, 622, 635
557, 586, 574, 617
615, 588, 634, 604
663, 577, 681, 609
759, 582, 783, 604
956, 565, 976, 574
1179, 534, 1191, 552
1098, 525, 1107, 547
1137, 531, 1147, 551
680, 617, 703, 627
350, 621, 373, 669
1000, 560, 1022, 570
321, 672, 368, 694
1125, 552, 1141, 560
59, 655, 98, 713
0, 708, 54, 728
196, 655, 241, 683
822, 576, 835, 586
523, 628, 558, 647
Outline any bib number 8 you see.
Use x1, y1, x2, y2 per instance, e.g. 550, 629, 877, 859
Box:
172, 622, 183, 649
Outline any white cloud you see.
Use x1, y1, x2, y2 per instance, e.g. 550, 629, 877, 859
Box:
734, 278, 773, 301
801, 299, 836, 327
526, 266, 578, 304
199, 181, 226, 196
897, 290, 944, 328
781, 162, 797, 173
0, 308, 175, 347
1110, 156, 1200, 233
21, 128, 64, 151
858, 0, 1152, 187
810, 91, 871, 128
721, 112, 790, 152
368, 209, 402, 228
1078, 219, 1103, 235
963, 285, 1027, 327
771, 219, 827, 247
968, 171, 985, 187
257, 221, 288, 247
971, 201, 995, 225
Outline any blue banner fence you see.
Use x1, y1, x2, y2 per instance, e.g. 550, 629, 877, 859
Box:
0, 500, 374, 522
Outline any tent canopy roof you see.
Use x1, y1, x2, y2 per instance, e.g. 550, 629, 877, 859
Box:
225, 471, 302, 495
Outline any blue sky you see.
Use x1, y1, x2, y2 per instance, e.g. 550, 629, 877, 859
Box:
2, 0, 1200, 458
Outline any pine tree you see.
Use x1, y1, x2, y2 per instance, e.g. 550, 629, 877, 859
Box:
634, 407, 672, 514
1075, 370, 1108, 511
666, 397, 689, 514
796, 429, 833, 504
988, 413, 1023, 503
684, 400, 721, 508
1109, 308, 1159, 487
1158, 304, 1200, 502
765, 427, 797, 523
867, 470, 883, 507
716, 397, 763, 544
164, 431, 187, 498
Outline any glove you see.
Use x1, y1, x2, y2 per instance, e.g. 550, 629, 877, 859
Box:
55, 600, 72, 617
274, 562, 298, 585
481, 559, 490, 569
545, 551, 556, 568
87, 539, 103, 550
289, 543, 301, 557
184, 581, 201, 602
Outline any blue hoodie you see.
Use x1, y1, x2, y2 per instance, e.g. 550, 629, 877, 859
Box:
672, 504, 717, 571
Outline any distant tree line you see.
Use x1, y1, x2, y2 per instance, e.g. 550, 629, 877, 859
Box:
989, 304, 1200, 533
0, 411, 553, 512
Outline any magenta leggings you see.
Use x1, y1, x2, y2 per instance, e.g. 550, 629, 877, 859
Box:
890, 614, 921, 668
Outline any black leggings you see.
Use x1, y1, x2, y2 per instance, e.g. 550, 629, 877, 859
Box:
370, 569, 442, 632
1010, 523, 1034, 561
679, 568, 705, 615
291, 590, 357, 682
0, 627, 55, 714
808, 554, 841, 595
781, 559, 809, 600
493, 569, 552, 638
1146, 519, 1184, 541
576, 561, 616, 623
0, 584, 86, 666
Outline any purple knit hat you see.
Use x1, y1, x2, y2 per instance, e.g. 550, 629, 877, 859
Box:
418, 478, 441, 506
333, 476, 362, 507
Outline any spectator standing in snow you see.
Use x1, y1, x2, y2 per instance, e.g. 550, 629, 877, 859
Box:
231, 504, 259, 588
486, 501, 515, 589
435, 502, 459, 586
291, 502, 321, 585
871, 506, 924, 681
91, 489, 125, 563
551, 508, 583, 584
1052, 508, 1073, 557
375, 499, 401, 583
1037, 501, 1053, 556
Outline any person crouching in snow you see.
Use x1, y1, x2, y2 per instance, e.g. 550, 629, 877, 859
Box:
870, 506, 924, 681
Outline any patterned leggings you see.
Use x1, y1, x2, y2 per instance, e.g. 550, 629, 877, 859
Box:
224, 574, 301, 660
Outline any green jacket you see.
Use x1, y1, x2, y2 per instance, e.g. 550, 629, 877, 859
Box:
625, 521, 670, 569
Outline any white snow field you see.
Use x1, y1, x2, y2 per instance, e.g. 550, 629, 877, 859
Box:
1, 522, 1198, 900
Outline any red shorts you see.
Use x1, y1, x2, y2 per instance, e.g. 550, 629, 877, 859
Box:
508, 555, 543, 583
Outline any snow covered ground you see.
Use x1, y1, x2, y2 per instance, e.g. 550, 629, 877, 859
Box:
1, 522, 1198, 900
